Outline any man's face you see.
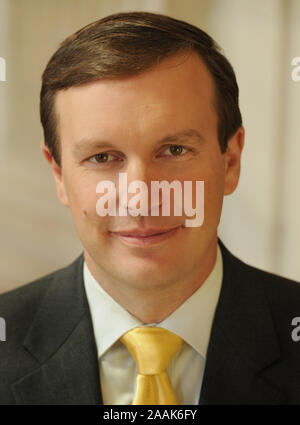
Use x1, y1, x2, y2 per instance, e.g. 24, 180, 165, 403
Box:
45, 51, 244, 292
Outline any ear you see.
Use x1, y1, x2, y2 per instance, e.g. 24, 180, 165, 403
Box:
41, 142, 70, 207
224, 126, 245, 196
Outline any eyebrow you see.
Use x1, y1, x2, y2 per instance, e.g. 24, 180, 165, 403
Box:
71, 128, 205, 159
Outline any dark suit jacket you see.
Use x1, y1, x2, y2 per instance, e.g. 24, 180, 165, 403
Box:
1, 239, 300, 405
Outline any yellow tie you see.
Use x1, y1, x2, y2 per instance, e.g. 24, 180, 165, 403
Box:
120, 327, 183, 405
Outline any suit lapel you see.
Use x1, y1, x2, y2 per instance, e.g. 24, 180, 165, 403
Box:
12, 255, 102, 405
199, 239, 287, 404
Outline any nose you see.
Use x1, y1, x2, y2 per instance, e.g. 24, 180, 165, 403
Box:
118, 159, 160, 217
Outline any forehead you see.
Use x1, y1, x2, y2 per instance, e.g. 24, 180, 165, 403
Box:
55, 51, 217, 143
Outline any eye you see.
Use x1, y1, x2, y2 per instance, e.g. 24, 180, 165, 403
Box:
162, 145, 189, 156
89, 153, 115, 164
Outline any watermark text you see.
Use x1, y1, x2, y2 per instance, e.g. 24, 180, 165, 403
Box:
96, 173, 204, 227
291, 57, 300, 82
291, 317, 300, 341
0, 57, 6, 82
0, 317, 6, 341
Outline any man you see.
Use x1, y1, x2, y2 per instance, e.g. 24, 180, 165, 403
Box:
1, 11, 300, 405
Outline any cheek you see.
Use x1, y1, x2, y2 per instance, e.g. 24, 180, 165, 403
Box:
65, 178, 101, 223
205, 179, 224, 215
72, 196, 111, 239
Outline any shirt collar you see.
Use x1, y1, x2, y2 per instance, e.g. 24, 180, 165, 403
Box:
84, 244, 223, 359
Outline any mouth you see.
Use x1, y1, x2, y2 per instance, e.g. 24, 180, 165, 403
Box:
109, 225, 182, 247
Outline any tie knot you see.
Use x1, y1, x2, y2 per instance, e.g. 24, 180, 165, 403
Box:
120, 327, 183, 375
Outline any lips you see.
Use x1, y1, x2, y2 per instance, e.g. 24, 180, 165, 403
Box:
111, 226, 181, 238
110, 225, 182, 247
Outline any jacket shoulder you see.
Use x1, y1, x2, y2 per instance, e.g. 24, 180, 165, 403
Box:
0, 255, 83, 343
0, 255, 84, 404
236, 255, 300, 306
220, 239, 300, 296
222, 242, 300, 344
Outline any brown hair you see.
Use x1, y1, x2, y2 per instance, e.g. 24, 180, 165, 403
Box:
40, 11, 242, 166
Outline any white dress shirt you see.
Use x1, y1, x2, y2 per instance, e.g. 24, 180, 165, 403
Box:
83, 244, 223, 405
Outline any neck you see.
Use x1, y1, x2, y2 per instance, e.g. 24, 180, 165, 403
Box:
85, 237, 218, 324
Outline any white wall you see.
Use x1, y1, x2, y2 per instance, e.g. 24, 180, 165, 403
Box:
205, 0, 300, 280
0, 0, 9, 157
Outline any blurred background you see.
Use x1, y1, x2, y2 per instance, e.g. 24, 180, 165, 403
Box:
0, 0, 299, 294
